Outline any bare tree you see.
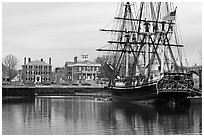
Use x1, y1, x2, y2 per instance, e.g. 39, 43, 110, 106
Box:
3, 54, 18, 80
95, 55, 111, 79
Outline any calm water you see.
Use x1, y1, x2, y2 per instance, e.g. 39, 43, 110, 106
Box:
2, 96, 202, 135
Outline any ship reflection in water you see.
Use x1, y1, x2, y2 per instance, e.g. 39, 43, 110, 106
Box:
2, 97, 201, 135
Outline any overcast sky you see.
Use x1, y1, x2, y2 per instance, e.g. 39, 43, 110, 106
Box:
2, 2, 202, 70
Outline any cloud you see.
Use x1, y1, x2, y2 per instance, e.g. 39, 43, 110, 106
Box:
2, 2, 202, 69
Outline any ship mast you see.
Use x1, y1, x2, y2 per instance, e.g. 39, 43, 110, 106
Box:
97, 2, 186, 86
125, 35, 129, 77
98, 2, 136, 79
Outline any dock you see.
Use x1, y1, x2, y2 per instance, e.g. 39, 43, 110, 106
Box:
2, 85, 201, 104
2, 85, 110, 97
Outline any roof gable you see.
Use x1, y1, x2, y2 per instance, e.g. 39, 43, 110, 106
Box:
65, 60, 101, 67
26, 60, 51, 66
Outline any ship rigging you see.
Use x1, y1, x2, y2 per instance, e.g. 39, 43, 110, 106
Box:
97, 2, 194, 103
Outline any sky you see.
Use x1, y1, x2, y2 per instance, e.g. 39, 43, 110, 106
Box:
2, 1, 202, 70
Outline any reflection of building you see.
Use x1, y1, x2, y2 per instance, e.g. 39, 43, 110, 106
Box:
22, 57, 52, 84
65, 53, 101, 84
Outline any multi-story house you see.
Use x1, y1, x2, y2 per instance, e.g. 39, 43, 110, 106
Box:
65, 53, 101, 84
22, 57, 52, 84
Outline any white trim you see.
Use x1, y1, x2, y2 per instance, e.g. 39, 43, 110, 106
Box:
112, 82, 157, 90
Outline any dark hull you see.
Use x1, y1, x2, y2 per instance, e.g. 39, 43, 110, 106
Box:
110, 82, 190, 104
110, 82, 161, 103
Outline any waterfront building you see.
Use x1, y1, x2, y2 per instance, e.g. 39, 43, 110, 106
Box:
186, 64, 202, 89
22, 57, 52, 84
64, 53, 101, 84
187, 64, 202, 72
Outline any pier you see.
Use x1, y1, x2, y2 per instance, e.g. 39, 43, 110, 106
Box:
2, 85, 110, 98
2, 86, 36, 97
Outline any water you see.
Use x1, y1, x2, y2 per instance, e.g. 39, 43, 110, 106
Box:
2, 96, 202, 135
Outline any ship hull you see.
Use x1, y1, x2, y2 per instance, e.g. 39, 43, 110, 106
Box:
110, 82, 161, 103
110, 81, 190, 104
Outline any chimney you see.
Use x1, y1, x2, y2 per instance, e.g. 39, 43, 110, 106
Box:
24, 57, 26, 65
28, 58, 31, 63
74, 56, 77, 63
41, 58, 43, 62
49, 58, 51, 65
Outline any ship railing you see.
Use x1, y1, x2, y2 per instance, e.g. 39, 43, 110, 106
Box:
157, 80, 198, 94
177, 82, 202, 96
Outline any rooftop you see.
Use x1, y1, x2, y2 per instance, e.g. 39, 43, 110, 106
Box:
65, 60, 101, 67
23, 60, 51, 66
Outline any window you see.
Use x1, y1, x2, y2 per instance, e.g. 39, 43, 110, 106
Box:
96, 67, 99, 71
78, 75, 81, 80
31, 77, 34, 81
26, 76, 29, 81
68, 76, 72, 79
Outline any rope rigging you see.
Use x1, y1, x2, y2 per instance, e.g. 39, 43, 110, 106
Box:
97, 2, 191, 86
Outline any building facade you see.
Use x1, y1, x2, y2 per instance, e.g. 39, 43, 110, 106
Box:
65, 53, 101, 84
22, 57, 52, 84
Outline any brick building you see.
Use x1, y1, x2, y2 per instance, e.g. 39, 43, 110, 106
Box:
65, 53, 101, 84
22, 57, 52, 84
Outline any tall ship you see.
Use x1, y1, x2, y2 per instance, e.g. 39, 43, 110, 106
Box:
97, 2, 194, 104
